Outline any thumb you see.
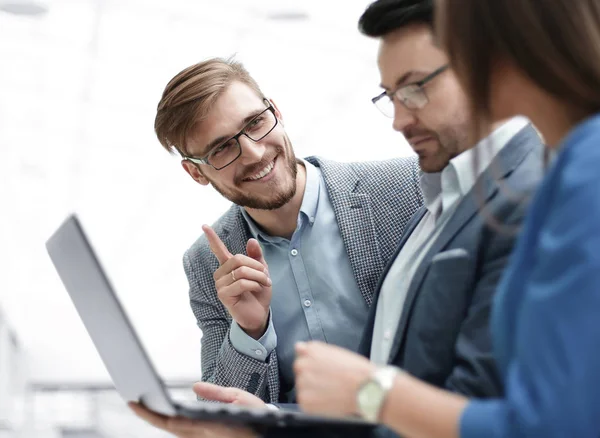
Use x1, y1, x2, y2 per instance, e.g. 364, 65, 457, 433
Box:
246, 238, 268, 269
193, 382, 238, 404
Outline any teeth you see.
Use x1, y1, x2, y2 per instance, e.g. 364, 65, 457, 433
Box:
248, 161, 274, 181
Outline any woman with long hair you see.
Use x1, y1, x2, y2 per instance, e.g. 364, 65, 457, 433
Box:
293, 0, 600, 437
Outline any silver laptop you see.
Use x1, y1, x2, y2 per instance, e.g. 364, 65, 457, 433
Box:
45, 214, 369, 429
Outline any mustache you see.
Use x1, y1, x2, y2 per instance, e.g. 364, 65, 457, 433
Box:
235, 147, 284, 183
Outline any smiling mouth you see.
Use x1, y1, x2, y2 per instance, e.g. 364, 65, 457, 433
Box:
243, 156, 277, 182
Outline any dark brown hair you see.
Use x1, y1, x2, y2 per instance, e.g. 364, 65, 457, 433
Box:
359, 0, 434, 37
437, 0, 600, 137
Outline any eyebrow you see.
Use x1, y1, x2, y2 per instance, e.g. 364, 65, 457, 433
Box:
380, 71, 425, 91
202, 108, 267, 156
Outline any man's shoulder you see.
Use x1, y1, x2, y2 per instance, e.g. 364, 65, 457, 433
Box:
463, 136, 543, 249
307, 155, 420, 189
308, 155, 419, 173
497, 128, 545, 204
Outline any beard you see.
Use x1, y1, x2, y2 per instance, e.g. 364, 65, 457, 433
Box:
406, 119, 472, 173
208, 135, 299, 210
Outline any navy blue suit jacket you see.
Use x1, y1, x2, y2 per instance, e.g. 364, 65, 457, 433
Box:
359, 125, 544, 399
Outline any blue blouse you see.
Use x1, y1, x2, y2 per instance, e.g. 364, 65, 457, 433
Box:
461, 114, 600, 437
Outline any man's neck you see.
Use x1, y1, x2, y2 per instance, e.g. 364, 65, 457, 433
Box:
478, 119, 510, 146
456, 119, 511, 156
244, 162, 307, 240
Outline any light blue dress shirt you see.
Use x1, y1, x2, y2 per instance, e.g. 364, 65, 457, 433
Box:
461, 114, 600, 437
232, 160, 369, 400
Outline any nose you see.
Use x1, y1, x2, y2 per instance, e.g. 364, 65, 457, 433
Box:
238, 135, 266, 163
392, 100, 418, 134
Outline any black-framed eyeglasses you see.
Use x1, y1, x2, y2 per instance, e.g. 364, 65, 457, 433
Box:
181, 103, 278, 170
372, 65, 449, 117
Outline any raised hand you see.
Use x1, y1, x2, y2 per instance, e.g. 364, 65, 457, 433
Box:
203, 225, 272, 339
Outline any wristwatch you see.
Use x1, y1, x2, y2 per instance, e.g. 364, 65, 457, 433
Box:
356, 366, 398, 422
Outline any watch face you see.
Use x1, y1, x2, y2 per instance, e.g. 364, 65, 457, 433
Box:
358, 381, 383, 420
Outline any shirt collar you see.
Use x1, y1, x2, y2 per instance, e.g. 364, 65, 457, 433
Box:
446, 116, 530, 198
418, 116, 530, 216
240, 159, 321, 241
420, 171, 442, 213
300, 159, 321, 220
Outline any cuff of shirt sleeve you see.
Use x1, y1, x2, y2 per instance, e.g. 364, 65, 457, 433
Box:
460, 399, 503, 438
229, 311, 277, 362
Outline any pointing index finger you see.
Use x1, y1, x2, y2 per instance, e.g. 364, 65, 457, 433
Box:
203, 225, 232, 265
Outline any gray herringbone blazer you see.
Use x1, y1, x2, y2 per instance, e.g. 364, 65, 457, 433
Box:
184, 156, 423, 402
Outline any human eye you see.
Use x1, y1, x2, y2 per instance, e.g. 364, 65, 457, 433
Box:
211, 140, 236, 157
246, 115, 266, 132
398, 84, 421, 98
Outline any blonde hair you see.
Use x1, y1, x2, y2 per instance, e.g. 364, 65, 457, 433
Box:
154, 57, 265, 155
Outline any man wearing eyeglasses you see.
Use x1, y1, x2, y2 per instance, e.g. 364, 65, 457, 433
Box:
152, 58, 423, 406
303, 0, 546, 419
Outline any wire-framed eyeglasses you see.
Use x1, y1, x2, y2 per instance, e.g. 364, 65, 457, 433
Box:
372, 65, 449, 117
181, 104, 278, 170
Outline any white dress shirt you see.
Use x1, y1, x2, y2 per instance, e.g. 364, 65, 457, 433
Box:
370, 116, 530, 364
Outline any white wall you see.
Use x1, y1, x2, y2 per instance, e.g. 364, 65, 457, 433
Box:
0, 0, 414, 385
0, 309, 26, 431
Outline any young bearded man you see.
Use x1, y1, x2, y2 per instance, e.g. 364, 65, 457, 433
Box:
154, 58, 423, 404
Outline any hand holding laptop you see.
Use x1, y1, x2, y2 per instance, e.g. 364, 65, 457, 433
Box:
130, 403, 257, 438
130, 382, 262, 438
192, 381, 266, 408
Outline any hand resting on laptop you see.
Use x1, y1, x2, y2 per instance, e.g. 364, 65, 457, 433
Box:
130, 382, 263, 438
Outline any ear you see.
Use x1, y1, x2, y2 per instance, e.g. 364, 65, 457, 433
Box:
268, 98, 284, 126
181, 160, 210, 186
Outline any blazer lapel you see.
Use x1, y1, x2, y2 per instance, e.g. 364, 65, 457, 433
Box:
371, 207, 428, 310
311, 157, 385, 306
331, 189, 384, 306
359, 207, 427, 356
386, 126, 540, 362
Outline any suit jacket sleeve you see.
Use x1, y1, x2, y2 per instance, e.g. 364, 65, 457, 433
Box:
184, 247, 281, 402
442, 202, 529, 397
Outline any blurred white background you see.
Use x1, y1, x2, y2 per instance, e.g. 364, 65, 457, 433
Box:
0, 0, 413, 435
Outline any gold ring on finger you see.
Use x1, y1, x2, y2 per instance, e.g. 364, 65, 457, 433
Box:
231, 270, 236, 282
